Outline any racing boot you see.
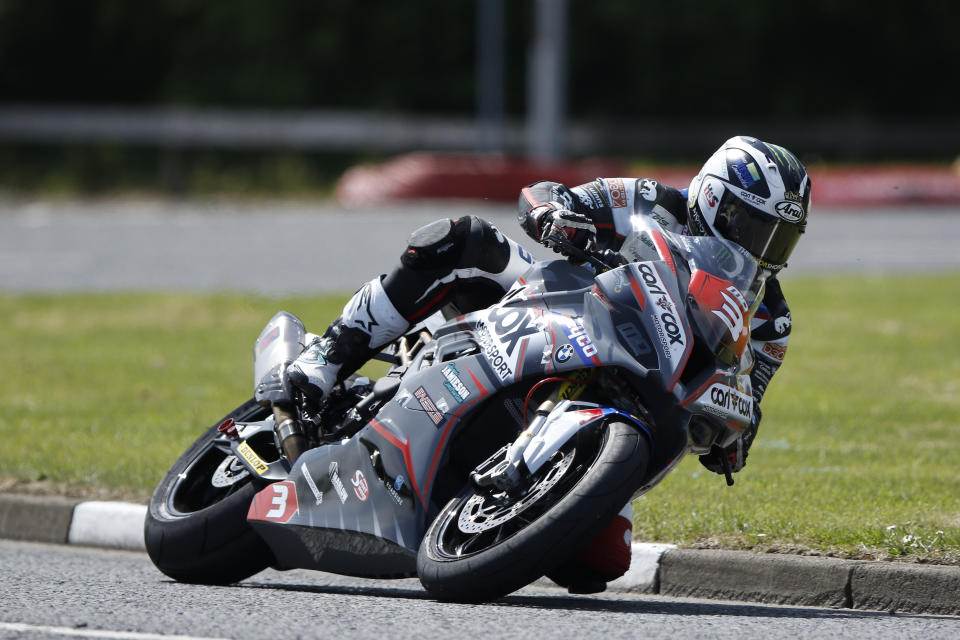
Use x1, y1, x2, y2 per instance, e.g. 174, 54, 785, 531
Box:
286, 276, 409, 404
547, 502, 634, 594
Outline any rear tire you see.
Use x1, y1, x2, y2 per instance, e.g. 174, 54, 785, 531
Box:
144, 399, 275, 585
417, 421, 649, 602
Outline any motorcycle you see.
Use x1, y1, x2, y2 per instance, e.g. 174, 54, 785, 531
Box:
144, 217, 765, 602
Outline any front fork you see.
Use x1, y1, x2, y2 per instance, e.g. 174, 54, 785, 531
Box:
273, 404, 308, 464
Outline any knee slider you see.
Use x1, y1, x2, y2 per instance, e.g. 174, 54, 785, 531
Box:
401, 218, 462, 271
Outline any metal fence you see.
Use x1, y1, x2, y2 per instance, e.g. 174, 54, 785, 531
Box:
1, 105, 958, 159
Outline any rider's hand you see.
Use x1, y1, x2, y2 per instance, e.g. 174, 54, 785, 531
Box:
698, 438, 748, 475
698, 405, 760, 475
533, 203, 597, 255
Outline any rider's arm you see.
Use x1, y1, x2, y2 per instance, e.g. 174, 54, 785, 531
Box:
748, 276, 792, 426
518, 178, 687, 251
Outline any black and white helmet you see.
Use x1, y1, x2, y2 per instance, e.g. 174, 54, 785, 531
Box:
687, 136, 811, 272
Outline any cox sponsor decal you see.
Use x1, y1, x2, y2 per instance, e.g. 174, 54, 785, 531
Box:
636, 263, 686, 360
706, 384, 753, 420
476, 323, 512, 380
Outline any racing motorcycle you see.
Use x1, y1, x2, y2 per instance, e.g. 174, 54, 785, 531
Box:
144, 217, 765, 602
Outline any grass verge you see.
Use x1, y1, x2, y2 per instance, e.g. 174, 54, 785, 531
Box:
1, 274, 958, 561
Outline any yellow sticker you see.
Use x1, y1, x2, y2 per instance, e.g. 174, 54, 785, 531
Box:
557, 369, 593, 401
237, 442, 269, 475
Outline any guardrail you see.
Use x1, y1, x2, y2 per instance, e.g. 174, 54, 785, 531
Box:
2, 105, 959, 158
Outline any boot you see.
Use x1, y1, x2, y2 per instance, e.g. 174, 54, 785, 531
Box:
286, 277, 408, 403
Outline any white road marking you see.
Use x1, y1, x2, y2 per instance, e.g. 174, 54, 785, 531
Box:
0, 622, 231, 640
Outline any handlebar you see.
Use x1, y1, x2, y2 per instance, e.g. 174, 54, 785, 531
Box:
548, 237, 625, 273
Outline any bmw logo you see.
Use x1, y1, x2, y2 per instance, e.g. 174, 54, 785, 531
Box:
555, 344, 574, 363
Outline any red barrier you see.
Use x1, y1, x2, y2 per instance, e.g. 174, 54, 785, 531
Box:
336, 153, 960, 208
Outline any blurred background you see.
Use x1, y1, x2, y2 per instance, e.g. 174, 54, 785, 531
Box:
1, 0, 958, 201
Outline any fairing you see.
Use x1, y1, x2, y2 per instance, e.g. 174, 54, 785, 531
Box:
246, 222, 764, 577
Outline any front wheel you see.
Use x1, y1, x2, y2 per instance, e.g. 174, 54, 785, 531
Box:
144, 398, 275, 585
417, 421, 649, 602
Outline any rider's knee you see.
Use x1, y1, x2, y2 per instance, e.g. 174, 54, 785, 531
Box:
400, 216, 510, 274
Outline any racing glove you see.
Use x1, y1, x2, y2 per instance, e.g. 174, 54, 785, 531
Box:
524, 201, 597, 255
699, 404, 761, 475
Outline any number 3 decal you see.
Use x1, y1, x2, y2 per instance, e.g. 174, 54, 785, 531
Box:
265, 483, 289, 519
248, 480, 299, 524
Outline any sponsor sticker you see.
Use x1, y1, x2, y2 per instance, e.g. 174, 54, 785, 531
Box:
705, 383, 753, 421
638, 179, 658, 202
476, 322, 513, 380
731, 161, 760, 188
237, 442, 269, 475
414, 386, 445, 426
636, 263, 686, 361
383, 479, 404, 506
351, 469, 369, 502
608, 178, 627, 208
563, 317, 599, 364
441, 364, 471, 403
301, 463, 323, 505
703, 183, 718, 208
762, 341, 787, 362
775, 200, 805, 222
329, 461, 349, 504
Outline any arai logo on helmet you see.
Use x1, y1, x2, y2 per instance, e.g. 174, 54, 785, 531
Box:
775, 200, 805, 222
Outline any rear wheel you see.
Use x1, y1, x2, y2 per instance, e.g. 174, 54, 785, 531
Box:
144, 399, 275, 585
417, 420, 649, 602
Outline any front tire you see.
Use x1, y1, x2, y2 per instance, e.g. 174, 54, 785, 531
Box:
144, 399, 275, 585
417, 421, 649, 602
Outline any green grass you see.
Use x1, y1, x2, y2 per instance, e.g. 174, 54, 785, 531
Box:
1, 274, 958, 562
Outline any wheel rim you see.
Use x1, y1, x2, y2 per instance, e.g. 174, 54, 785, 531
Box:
167, 439, 251, 517
432, 428, 602, 560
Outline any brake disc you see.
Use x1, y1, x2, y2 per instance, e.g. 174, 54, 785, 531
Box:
211, 455, 251, 488
457, 449, 575, 533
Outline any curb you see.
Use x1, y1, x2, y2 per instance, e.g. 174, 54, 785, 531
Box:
1, 494, 957, 615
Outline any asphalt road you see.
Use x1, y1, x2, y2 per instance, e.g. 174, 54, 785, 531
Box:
2, 540, 958, 640
2, 198, 959, 294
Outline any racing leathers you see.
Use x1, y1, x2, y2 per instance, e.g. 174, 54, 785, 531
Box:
517, 177, 792, 474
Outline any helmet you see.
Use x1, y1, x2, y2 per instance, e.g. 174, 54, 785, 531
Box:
687, 136, 810, 272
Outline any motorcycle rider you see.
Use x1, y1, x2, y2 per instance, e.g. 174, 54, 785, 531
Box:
280, 135, 810, 592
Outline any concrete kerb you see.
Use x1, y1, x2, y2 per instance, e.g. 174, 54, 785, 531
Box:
1, 494, 957, 615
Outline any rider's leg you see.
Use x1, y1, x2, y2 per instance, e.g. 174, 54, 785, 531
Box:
287, 216, 534, 402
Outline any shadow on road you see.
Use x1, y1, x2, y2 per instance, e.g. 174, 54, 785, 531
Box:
234, 579, 956, 621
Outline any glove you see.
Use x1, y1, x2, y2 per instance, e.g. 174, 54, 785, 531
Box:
255, 362, 295, 407
528, 202, 597, 255
698, 404, 761, 475
699, 437, 748, 475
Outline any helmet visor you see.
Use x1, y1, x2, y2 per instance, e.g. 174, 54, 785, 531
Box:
714, 191, 804, 269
